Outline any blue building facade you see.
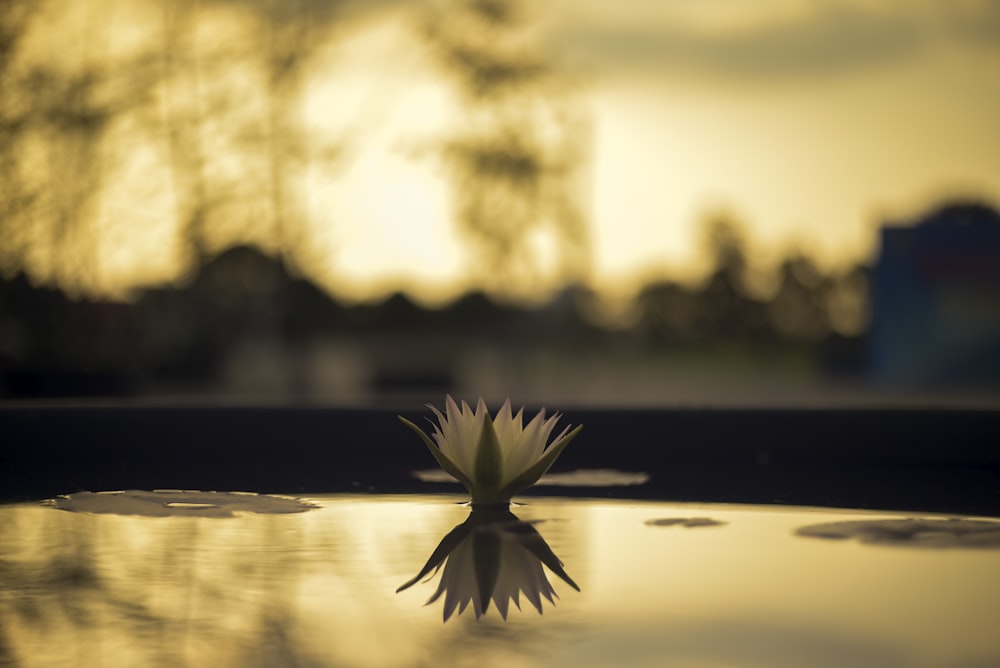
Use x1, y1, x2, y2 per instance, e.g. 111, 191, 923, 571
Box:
870, 202, 1000, 387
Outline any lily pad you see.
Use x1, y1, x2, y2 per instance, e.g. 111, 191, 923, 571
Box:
796, 518, 1000, 549
645, 517, 727, 528
45, 490, 319, 518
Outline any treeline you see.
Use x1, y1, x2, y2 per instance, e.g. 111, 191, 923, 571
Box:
633, 219, 868, 346
0, 225, 869, 397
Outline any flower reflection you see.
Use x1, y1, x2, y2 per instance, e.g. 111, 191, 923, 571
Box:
399, 396, 582, 505
397, 506, 579, 621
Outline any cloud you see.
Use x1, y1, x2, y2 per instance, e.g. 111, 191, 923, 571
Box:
551, 0, 1000, 79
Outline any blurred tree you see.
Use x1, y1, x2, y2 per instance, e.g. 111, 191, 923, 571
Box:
635, 281, 700, 342
824, 264, 870, 337
636, 214, 871, 347
766, 255, 831, 341
153, 0, 346, 276
423, 0, 590, 301
242, 0, 344, 271
0, 0, 35, 277
0, 0, 351, 296
155, 0, 214, 263
696, 215, 769, 341
0, 0, 154, 294
36, 69, 114, 291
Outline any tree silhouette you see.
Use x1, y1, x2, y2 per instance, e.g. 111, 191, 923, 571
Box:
422, 0, 590, 299
0, 2, 123, 289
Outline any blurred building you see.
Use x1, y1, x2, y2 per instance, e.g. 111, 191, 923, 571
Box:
870, 202, 1000, 387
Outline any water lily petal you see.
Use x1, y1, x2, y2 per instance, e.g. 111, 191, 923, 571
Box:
493, 399, 514, 445
439, 537, 477, 621
518, 525, 581, 592
401, 397, 581, 505
508, 545, 546, 614
497, 424, 583, 500
502, 407, 548, 483
492, 533, 521, 620
473, 414, 503, 502
398, 417, 474, 492
473, 526, 501, 619
449, 397, 479, 476
535, 412, 565, 451
432, 400, 463, 470
397, 518, 474, 593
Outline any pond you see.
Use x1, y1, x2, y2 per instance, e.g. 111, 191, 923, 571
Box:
3, 492, 1000, 667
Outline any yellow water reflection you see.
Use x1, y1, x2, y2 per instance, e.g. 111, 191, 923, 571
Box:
2, 495, 999, 667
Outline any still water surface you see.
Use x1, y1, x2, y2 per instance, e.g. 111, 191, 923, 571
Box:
2, 493, 999, 667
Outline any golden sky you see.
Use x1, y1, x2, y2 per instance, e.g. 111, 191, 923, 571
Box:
11, 0, 1000, 304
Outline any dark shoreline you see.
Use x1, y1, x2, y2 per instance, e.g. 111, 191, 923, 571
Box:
2, 405, 998, 517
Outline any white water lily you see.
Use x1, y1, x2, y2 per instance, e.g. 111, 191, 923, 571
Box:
399, 396, 582, 505
396, 507, 579, 621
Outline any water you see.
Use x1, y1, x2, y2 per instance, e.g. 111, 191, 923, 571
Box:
2, 493, 999, 667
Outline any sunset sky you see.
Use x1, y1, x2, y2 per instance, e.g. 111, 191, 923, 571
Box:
11, 0, 1000, 305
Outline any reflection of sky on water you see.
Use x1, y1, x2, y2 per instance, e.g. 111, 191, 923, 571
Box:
2, 495, 1000, 667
